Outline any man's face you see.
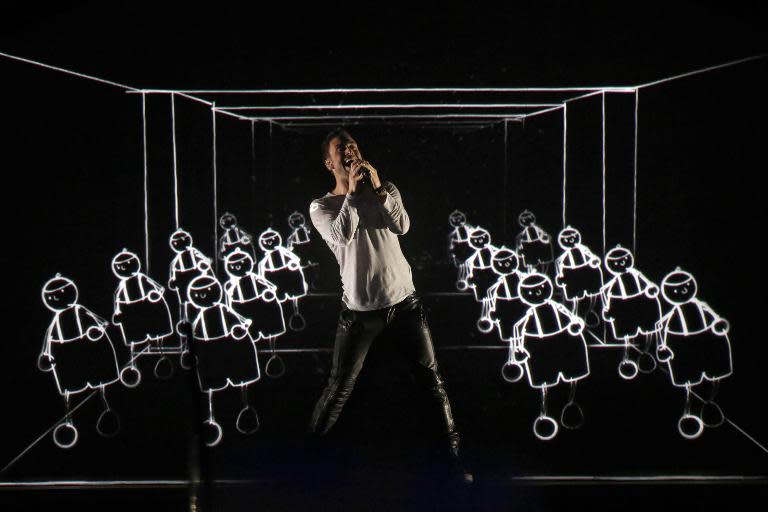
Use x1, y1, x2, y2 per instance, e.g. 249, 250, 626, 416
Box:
326, 135, 362, 177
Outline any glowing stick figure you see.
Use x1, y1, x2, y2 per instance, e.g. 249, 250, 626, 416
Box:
256, 228, 308, 332
502, 273, 589, 441
111, 249, 175, 387
447, 210, 475, 290
465, 227, 500, 333
218, 212, 256, 262
487, 248, 529, 342
187, 275, 261, 447
286, 211, 316, 268
224, 249, 288, 379
554, 227, 603, 326
515, 210, 553, 272
656, 269, 733, 439
168, 229, 213, 367
601, 246, 662, 380
39, 275, 120, 449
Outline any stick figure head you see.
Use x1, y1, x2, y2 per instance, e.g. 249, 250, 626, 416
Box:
220, 212, 237, 230
288, 211, 306, 229
258, 228, 282, 251
449, 210, 467, 228
42, 274, 78, 311
188, 275, 222, 309
518, 210, 536, 227
468, 227, 491, 250
518, 273, 553, 306
662, 268, 698, 305
224, 249, 254, 278
605, 246, 634, 275
111, 249, 141, 278
170, 229, 192, 253
558, 227, 581, 249
492, 247, 520, 275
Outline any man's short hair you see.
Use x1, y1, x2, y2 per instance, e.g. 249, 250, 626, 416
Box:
321, 127, 353, 163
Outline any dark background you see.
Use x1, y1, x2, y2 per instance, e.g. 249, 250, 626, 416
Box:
0, 1, 766, 510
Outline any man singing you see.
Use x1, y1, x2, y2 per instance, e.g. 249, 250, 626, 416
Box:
307, 128, 472, 483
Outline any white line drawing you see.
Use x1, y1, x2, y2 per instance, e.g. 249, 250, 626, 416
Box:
218, 212, 256, 262
40, 275, 121, 449
186, 275, 262, 447
502, 273, 590, 440
286, 211, 316, 268
601, 246, 662, 380
515, 210, 554, 272
464, 227, 501, 333
447, 210, 476, 291
487, 248, 529, 342
168, 229, 214, 368
111, 250, 176, 387
256, 228, 308, 332
554, 227, 604, 327
656, 269, 733, 439
224, 249, 288, 379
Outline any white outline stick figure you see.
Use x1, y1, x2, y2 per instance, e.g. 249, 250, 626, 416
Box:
515, 210, 553, 273
168, 229, 214, 368
447, 210, 475, 290
218, 212, 256, 262
464, 227, 499, 333
257, 228, 308, 332
224, 249, 288, 379
554, 226, 604, 326
502, 273, 590, 441
40, 275, 121, 448
601, 245, 662, 380
188, 275, 262, 447
656, 269, 733, 439
487, 248, 529, 342
111, 249, 175, 387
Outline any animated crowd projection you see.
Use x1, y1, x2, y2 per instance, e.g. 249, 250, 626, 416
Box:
39, 212, 311, 448
448, 209, 734, 441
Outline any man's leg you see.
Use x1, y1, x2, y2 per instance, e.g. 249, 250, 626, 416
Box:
389, 293, 473, 483
308, 305, 384, 436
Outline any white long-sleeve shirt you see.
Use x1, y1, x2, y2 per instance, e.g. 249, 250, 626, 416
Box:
309, 181, 415, 311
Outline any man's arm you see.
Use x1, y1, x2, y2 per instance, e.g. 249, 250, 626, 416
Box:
376, 182, 410, 235
309, 197, 361, 247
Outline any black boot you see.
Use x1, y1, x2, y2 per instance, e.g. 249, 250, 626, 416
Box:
447, 434, 474, 485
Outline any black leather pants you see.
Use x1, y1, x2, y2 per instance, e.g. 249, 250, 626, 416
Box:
308, 292, 459, 444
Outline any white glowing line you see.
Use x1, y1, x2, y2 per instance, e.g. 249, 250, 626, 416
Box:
176, 92, 214, 107
212, 109, 254, 122
0, 51, 138, 90
212, 103, 218, 272
218, 103, 562, 111
633, 90, 639, 255
171, 94, 180, 228
725, 418, 768, 456
2, 346, 150, 474
637, 54, 767, 89
141, 93, 150, 274
2, 475, 766, 488
522, 105, 564, 120
242, 114, 527, 121
133, 87, 637, 94
562, 105, 567, 227
503, 120, 509, 233
601, 92, 607, 254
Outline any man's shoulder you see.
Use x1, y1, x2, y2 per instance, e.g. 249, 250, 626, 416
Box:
310, 193, 341, 211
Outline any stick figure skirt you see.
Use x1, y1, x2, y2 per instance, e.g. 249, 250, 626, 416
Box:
50, 334, 119, 394
194, 335, 261, 392
523, 330, 589, 388
665, 330, 733, 386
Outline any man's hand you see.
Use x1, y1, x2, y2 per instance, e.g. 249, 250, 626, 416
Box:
349, 159, 382, 193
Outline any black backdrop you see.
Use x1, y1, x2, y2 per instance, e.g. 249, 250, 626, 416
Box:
1, 51, 767, 484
